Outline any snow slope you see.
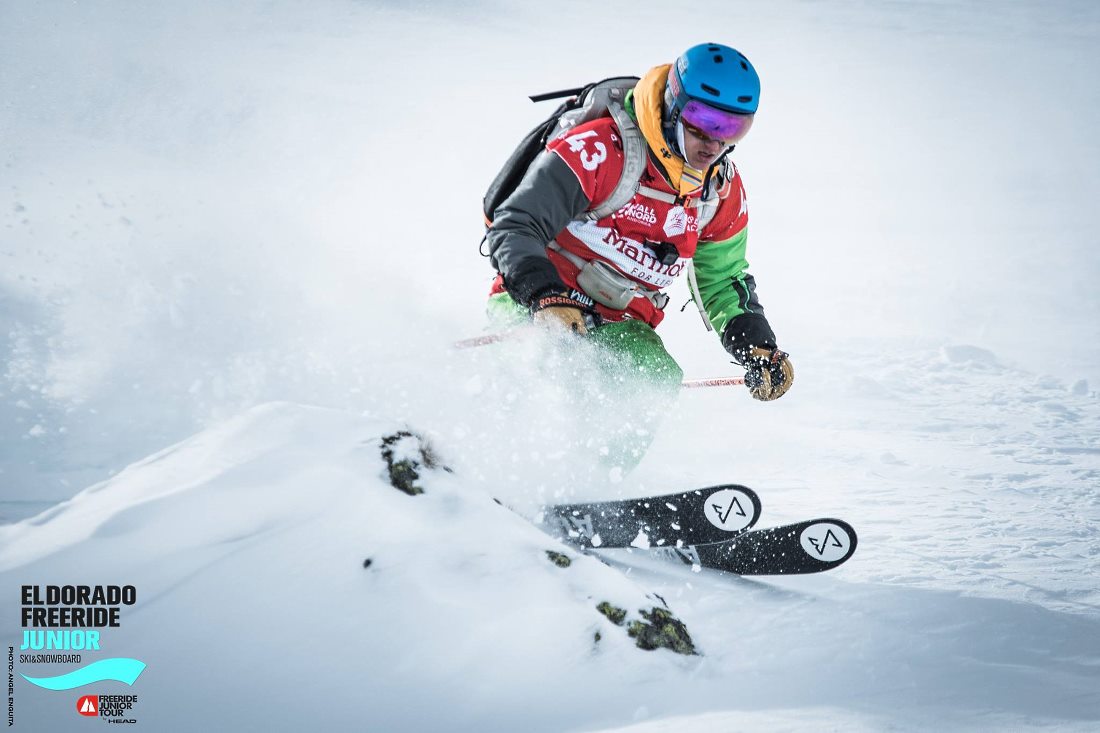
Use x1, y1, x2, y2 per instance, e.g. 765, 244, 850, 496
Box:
2, 0, 1100, 730
1, 403, 711, 731
1, 387, 1098, 732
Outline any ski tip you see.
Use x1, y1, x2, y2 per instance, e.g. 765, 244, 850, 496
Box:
796, 518, 857, 567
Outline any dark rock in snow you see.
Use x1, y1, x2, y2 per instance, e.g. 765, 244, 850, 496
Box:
378, 430, 448, 495
546, 551, 572, 568
597, 602, 627, 626
596, 602, 696, 654
628, 607, 697, 656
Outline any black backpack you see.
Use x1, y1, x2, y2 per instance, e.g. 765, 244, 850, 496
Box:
482, 77, 644, 226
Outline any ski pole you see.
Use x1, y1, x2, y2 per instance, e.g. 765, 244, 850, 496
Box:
681, 377, 745, 388
452, 331, 522, 349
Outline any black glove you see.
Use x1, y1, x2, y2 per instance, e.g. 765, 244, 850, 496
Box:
722, 313, 794, 401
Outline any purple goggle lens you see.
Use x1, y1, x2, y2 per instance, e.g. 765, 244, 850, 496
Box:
680, 100, 754, 143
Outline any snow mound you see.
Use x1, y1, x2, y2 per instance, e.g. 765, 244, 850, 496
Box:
939, 344, 1001, 368
0, 403, 701, 732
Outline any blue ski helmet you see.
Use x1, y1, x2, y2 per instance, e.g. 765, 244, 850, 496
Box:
666, 43, 761, 125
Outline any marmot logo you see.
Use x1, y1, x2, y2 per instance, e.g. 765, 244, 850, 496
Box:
617, 203, 658, 226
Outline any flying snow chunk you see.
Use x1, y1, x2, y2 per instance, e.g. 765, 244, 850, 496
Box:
630, 530, 650, 549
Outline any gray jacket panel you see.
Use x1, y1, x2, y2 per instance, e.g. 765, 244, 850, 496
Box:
486, 149, 590, 306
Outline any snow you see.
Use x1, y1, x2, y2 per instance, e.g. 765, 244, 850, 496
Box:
2, 0, 1100, 731
1, 404, 712, 731
2, 396, 1097, 731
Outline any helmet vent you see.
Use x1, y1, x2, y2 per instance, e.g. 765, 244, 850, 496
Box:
740, 61, 748, 70
738, 95, 754, 103
701, 84, 721, 97
714, 54, 724, 63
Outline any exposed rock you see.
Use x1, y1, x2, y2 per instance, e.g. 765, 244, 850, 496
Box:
596, 601, 627, 626
628, 607, 697, 655
378, 430, 448, 495
545, 550, 572, 568
595, 601, 696, 654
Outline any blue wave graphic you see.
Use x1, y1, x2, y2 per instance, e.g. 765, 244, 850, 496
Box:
21, 658, 146, 691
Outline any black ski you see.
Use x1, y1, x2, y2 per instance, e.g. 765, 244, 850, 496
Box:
633, 517, 858, 575
539, 484, 762, 549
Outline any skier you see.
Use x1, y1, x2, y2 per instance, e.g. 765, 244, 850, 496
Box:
484, 43, 793, 466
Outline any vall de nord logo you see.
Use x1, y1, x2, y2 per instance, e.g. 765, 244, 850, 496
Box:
77, 695, 98, 717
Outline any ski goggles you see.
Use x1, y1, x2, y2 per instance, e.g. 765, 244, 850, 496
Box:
680, 100, 754, 144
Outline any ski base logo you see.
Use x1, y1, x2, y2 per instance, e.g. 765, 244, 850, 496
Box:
76, 694, 138, 723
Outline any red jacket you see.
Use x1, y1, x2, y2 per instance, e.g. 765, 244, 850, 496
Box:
491, 116, 748, 327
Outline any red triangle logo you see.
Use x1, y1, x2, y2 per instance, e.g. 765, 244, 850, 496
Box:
77, 695, 98, 716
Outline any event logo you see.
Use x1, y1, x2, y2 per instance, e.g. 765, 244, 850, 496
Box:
74, 694, 138, 723
663, 206, 688, 238
13, 584, 146, 726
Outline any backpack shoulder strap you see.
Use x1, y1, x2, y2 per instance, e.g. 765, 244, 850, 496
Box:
582, 90, 647, 221
580, 100, 733, 224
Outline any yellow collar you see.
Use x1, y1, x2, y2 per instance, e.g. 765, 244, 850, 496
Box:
633, 64, 705, 197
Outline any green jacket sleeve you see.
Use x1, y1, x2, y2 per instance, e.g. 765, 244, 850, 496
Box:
690, 228, 765, 335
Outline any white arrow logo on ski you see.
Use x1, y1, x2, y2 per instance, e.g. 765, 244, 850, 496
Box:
799, 522, 850, 562
702, 488, 754, 532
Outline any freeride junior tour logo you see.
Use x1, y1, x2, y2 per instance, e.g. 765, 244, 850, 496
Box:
76, 694, 98, 716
